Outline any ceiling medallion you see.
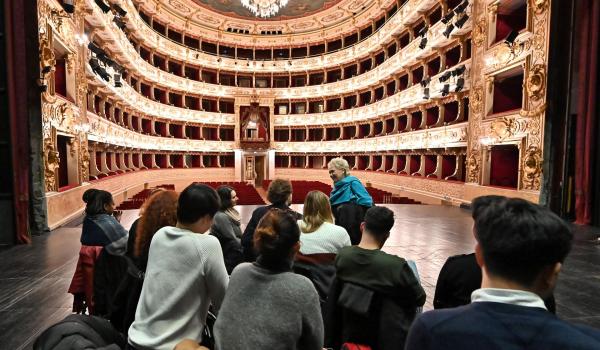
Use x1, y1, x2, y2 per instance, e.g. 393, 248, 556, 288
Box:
241, 0, 289, 18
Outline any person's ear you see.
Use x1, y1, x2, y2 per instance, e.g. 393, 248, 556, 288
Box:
542, 262, 562, 292
360, 222, 366, 233
474, 242, 485, 268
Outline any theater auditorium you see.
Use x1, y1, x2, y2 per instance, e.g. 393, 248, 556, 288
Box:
1, 0, 599, 348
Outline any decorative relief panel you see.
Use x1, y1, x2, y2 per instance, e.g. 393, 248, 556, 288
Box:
273, 123, 467, 153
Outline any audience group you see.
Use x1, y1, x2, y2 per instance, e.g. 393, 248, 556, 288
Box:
56, 157, 600, 350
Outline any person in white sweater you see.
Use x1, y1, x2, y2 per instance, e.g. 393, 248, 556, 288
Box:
298, 190, 351, 255
128, 184, 228, 350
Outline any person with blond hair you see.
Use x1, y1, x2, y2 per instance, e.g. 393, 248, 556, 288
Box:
298, 190, 351, 255
327, 157, 373, 244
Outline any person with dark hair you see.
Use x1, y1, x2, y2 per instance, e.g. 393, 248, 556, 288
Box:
325, 206, 425, 349
406, 196, 600, 350
214, 208, 324, 350
98, 190, 179, 333
210, 186, 243, 274
68, 189, 128, 314
128, 184, 228, 350
328, 157, 373, 244
241, 179, 301, 261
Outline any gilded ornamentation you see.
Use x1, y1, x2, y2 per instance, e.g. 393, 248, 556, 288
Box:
529, 0, 549, 14
44, 138, 60, 192
522, 146, 542, 190
490, 117, 515, 141
472, 18, 487, 47
466, 151, 481, 183
519, 103, 547, 118
39, 34, 56, 75
526, 65, 546, 101
470, 86, 484, 114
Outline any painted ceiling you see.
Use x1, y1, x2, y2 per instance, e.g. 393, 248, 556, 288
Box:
192, 0, 344, 20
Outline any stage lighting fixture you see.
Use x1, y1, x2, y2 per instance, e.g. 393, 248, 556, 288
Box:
454, 0, 469, 14
114, 74, 122, 87
417, 26, 428, 37
63, 0, 75, 13
113, 15, 126, 30
89, 58, 100, 70
95, 0, 111, 13
439, 71, 452, 82
441, 11, 454, 24
419, 37, 428, 49
113, 4, 127, 17
504, 30, 519, 46
443, 24, 455, 38
452, 65, 466, 76
41, 65, 53, 74
88, 42, 107, 60
441, 84, 450, 97
420, 77, 430, 87
423, 87, 430, 100
455, 78, 465, 92
455, 14, 469, 28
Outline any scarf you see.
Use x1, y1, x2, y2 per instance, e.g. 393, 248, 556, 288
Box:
330, 175, 373, 207
224, 207, 241, 226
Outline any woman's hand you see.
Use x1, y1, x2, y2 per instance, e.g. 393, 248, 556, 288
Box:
113, 210, 123, 222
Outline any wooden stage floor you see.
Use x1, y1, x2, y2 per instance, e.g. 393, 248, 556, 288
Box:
1, 204, 599, 349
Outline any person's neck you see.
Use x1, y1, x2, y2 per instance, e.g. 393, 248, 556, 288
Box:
358, 234, 383, 250
176, 222, 203, 234
481, 273, 536, 294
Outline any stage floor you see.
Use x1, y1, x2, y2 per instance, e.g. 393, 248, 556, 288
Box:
1, 204, 599, 349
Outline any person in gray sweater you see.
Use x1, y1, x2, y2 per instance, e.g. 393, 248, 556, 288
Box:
211, 186, 243, 274
214, 208, 324, 350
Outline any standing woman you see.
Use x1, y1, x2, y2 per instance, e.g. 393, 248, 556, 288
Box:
328, 158, 373, 245
211, 186, 244, 274
214, 209, 324, 350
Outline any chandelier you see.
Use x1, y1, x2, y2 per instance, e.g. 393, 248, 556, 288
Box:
241, 0, 289, 18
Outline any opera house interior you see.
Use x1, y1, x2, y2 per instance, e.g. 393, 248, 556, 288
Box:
1, 0, 599, 348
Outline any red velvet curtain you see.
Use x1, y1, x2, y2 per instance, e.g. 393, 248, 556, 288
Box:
575, 0, 599, 224
5, 0, 32, 243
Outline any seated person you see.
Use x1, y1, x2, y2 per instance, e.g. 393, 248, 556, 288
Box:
214, 209, 324, 350
434, 252, 556, 313
328, 157, 373, 245
325, 206, 426, 350
127, 184, 228, 350
100, 190, 178, 333
241, 179, 301, 261
298, 190, 351, 255
406, 196, 600, 350
211, 186, 243, 274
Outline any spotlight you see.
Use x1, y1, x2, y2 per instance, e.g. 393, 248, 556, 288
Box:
452, 65, 466, 76
41, 65, 54, 74
504, 30, 519, 46
420, 77, 430, 87
455, 14, 469, 29
455, 78, 464, 92
63, 0, 75, 13
423, 87, 430, 100
112, 4, 127, 17
88, 42, 107, 60
89, 58, 100, 70
114, 74, 122, 87
419, 37, 428, 49
439, 71, 452, 82
441, 11, 454, 24
417, 26, 428, 37
454, 0, 469, 14
443, 24, 455, 38
441, 84, 450, 96
113, 15, 126, 30
94, 0, 111, 13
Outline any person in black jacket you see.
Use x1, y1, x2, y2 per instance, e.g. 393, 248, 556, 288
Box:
241, 179, 301, 262
406, 196, 600, 350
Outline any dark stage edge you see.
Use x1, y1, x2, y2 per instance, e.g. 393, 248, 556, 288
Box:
0, 204, 599, 349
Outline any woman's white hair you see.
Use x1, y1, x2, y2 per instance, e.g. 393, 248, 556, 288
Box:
328, 157, 350, 175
